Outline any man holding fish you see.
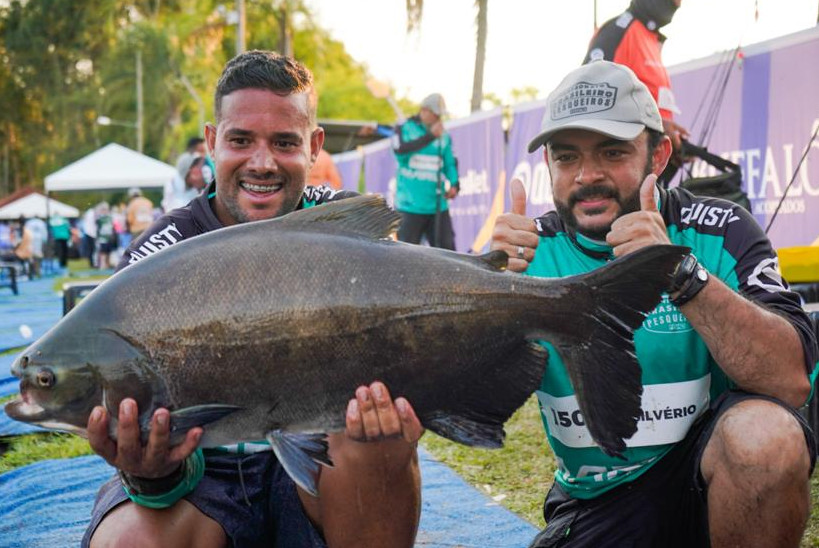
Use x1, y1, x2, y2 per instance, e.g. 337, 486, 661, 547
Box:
83, 51, 423, 548
492, 60, 818, 547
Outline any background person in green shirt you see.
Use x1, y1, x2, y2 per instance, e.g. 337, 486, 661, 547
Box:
491, 60, 817, 547
392, 93, 460, 250
49, 213, 71, 270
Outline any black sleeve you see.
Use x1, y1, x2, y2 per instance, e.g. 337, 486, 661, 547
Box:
583, 17, 628, 64
724, 205, 819, 376
391, 123, 436, 155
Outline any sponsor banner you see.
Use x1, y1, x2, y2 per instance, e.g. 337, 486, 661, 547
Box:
669, 27, 819, 248
447, 108, 505, 252
504, 100, 555, 218
332, 149, 363, 192
537, 375, 710, 449
362, 109, 505, 253
361, 139, 397, 207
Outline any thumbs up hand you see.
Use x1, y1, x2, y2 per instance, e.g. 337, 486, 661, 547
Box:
606, 174, 671, 258
491, 178, 539, 272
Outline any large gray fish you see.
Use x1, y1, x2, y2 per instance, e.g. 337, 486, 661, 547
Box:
6, 195, 687, 494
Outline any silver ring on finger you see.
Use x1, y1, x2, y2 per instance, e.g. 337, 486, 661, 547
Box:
516, 245, 525, 260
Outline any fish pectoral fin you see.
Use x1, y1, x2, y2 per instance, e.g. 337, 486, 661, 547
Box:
167, 405, 241, 444
274, 194, 400, 240
266, 430, 333, 497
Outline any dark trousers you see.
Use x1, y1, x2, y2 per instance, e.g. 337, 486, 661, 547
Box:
54, 239, 68, 268
397, 210, 456, 250
81, 235, 96, 267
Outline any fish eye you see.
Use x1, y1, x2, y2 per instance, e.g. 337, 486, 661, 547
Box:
36, 369, 55, 388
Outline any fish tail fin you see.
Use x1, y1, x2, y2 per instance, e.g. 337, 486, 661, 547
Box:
546, 244, 688, 457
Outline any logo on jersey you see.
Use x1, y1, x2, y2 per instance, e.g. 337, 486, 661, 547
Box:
680, 203, 740, 228
747, 256, 787, 293
302, 185, 340, 205
642, 295, 693, 333
127, 223, 183, 264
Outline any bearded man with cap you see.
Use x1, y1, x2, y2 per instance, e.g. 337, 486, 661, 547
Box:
391, 93, 460, 250
491, 60, 818, 547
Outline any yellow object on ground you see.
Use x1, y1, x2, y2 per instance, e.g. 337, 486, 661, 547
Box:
778, 246, 819, 283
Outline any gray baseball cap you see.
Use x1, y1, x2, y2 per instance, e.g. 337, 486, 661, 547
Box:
527, 60, 663, 153
420, 93, 447, 117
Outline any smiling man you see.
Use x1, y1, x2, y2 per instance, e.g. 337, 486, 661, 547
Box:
83, 51, 422, 548
492, 60, 818, 547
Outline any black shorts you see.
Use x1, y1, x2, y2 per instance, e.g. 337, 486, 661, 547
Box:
529, 390, 817, 548
82, 451, 326, 548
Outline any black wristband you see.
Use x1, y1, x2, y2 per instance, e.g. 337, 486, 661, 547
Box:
670, 256, 709, 307
119, 462, 186, 496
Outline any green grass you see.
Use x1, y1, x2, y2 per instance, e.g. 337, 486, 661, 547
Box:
0, 432, 93, 474
50, 258, 111, 292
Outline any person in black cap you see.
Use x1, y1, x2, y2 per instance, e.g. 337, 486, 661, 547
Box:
392, 93, 460, 250
584, 0, 690, 156
492, 60, 817, 547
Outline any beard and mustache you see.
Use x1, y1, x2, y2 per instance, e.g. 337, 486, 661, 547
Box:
553, 162, 652, 242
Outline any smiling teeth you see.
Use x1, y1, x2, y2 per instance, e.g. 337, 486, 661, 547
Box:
242, 182, 282, 193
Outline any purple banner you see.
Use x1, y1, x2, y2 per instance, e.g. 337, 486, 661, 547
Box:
669, 27, 819, 248
331, 150, 363, 192
446, 108, 505, 252
504, 100, 554, 219
361, 139, 397, 207
362, 109, 505, 253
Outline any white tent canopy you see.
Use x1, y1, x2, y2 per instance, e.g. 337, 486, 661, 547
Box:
0, 192, 80, 220
45, 143, 177, 192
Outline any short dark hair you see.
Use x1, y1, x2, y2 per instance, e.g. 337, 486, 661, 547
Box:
646, 128, 664, 157
186, 137, 204, 151
214, 50, 316, 125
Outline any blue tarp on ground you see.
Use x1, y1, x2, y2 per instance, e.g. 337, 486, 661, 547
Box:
0, 276, 62, 353
0, 451, 538, 548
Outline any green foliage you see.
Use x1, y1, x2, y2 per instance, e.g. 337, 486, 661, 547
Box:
0, 0, 403, 199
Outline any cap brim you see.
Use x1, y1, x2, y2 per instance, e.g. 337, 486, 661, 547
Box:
527, 120, 646, 153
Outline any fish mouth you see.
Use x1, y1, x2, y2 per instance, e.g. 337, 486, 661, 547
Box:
4, 394, 47, 423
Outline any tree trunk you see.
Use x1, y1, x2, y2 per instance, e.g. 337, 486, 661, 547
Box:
277, 1, 293, 57
470, 0, 488, 112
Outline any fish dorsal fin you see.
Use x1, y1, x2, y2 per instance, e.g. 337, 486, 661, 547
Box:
445, 249, 508, 272
275, 194, 400, 239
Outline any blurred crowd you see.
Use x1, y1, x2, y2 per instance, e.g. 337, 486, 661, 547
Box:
0, 133, 343, 277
